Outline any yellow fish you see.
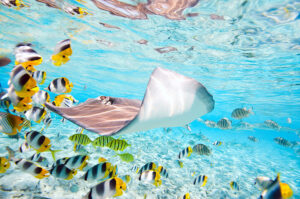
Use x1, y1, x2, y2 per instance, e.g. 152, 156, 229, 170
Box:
46, 77, 73, 94
9, 65, 39, 97
106, 139, 130, 151
52, 94, 77, 107
51, 39, 72, 66
0, 112, 30, 135
92, 136, 114, 148
14, 159, 50, 179
0, 157, 10, 173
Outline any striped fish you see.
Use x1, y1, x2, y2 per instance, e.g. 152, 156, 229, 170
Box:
86, 177, 126, 199
14, 44, 42, 71
46, 77, 73, 94
248, 136, 258, 142
193, 144, 211, 155
230, 181, 240, 191
31, 70, 46, 85
274, 137, 291, 147
6, 86, 32, 112
50, 164, 77, 180
63, 155, 89, 170
9, 65, 39, 97
157, 166, 168, 178
0, 93, 11, 112
14, 158, 49, 179
217, 117, 232, 129
231, 107, 253, 120
0, 157, 10, 173
24, 106, 47, 123
92, 136, 114, 148
193, 175, 207, 186
69, 134, 92, 145
106, 139, 130, 151
42, 114, 52, 130
264, 120, 280, 130
138, 162, 157, 174
32, 90, 50, 105
213, 141, 222, 146
0, 112, 30, 135
178, 146, 193, 159
139, 170, 162, 187
19, 141, 30, 153
51, 39, 72, 66
82, 162, 116, 182
29, 153, 49, 167
182, 193, 190, 199
130, 165, 139, 173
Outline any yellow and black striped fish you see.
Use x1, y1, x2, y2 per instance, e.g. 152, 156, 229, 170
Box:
24, 106, 47, 123
6, 86, 32, 112
14, 158, 50, 179
51, 39, 72, 66
0, 112, 30, 135
92, 136, 114, 148
178, 146, 193, 159
230, 181, 240, 191
63, 155, 89, 170
50, 164, 77, 180
82, 162, 116, 182
193, 144, 211, 156
193, 175, 207, 187
86, 177, 126, 199
138, 162, 157, 174
0, 157, 10, 173
31, 70, 46, 85
182, 193, 190, 199
106, 139, 130, 151
46, 77, 73, 94
14, 44, 42, 71
139, 170, 162, 187
69, 133, 92, 145
157, 166, 169, 178
0, 0, 28, 9
9, 65, 39, 97
32, 90, 50, 106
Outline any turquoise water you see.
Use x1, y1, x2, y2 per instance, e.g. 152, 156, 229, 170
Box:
0, 0, 300, 198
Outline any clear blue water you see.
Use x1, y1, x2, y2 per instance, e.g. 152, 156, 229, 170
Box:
0, 0, 300, 198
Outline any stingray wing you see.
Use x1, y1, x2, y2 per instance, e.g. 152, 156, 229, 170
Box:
117, 67, 214, 134
46, 67, 214, 135
45, 97, 141, 135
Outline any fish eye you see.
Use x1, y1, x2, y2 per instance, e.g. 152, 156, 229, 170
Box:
27, 89, 30, 91
62, 55, 66, 58
23, 104, 26, 107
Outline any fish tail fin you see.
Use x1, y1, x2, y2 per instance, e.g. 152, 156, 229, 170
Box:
49, 149, 61, 161
6, 146, 15, 161
73, 144, 77, 152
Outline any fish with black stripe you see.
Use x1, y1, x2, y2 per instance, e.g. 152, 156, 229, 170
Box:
52, 94, 78, 107
213, 141, 222, 146
274, 137, 291, 147
231, 107, 253, 120
217, 117, 232, 129
193, 144, 211, 155
31, 70, 46, 85
82, 162, 117, 182
63, 5, 90, 17
13, 158, 50, 179
63, 155, 89, 170
0, 156, 10, 173
85, 177, 126, 199
178, 146, 193, 159
8, 65, 39, 97
139, 170, 162, 187
29, 153, 49, 167
181, 193, 190, 199
69, 133, 92, 145
157, 166, 169, 178
5, 86, 32, 112
51, 39, 72, 66
0, 92, 11, 112
92, 136, 114, 148
230, 181, 240, 191
24, 106, 47, 123
0, 1, 28, 10
106, 139, 131, 151
138, 162, 157, 174
248, 136, 258, 142
14, 44, 42, 71
32, 90, 50, 106
0, 112, 30, 136
25, 130, 59, 160
42, 113, 52, 131
193, 175, 207, 187
46, 77, 73, 94
19, 141, 30, 153
50, 164, 77, 180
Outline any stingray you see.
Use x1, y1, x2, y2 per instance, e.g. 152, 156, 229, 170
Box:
45, 67, 214, 136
